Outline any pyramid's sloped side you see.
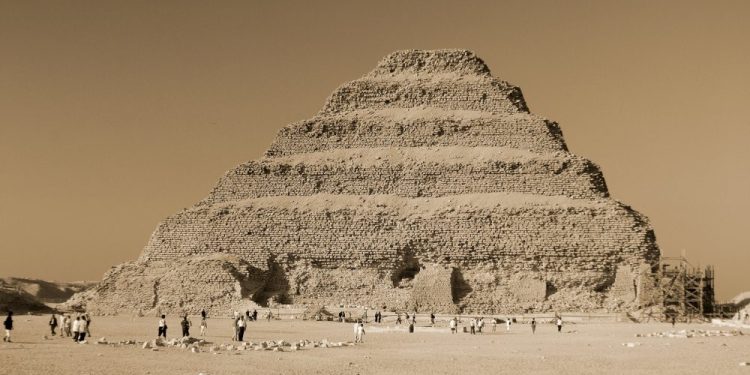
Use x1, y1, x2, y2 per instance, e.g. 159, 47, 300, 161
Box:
136, 193, 659, 312
77, 49, 661, 315
266, 111, 567, 157
201, 147, 607, 205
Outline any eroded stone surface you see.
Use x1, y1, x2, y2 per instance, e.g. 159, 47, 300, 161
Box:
71, 49, 661, 315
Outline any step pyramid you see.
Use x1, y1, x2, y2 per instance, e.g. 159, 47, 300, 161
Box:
71, 50, 660, 315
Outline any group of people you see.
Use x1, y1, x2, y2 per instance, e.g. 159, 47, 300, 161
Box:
48, 313, 92, 342
447, 316, 562, 334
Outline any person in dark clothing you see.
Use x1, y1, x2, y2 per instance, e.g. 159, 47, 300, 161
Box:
245, 310, 251, 320
252, 309, 258, 321
201, 309, 207, 320
430, 313, 435, 325
237, 317, 246, 341
49, 314, 58, 336
3, 311, 13, 342
181, 316, 191, 337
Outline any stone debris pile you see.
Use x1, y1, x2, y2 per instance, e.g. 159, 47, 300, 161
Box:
95, 336, 360, 354
635, 329, 745, 339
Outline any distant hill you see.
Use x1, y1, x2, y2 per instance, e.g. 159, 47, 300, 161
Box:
0, 278, 96, 313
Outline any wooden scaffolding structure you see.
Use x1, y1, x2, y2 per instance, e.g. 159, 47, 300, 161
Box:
658, 257, 714, 320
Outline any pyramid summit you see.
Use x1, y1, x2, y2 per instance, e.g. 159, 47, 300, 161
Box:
70, 49, 661, 315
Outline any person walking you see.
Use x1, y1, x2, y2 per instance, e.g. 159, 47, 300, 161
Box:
72, 316, 81, 342
181, 315, 191, 337
158, 315, 168, 338
492, 319, 497, 332
531, 317, 537, 334
200, 309, 207, 320
478, 317, 485, 334
556, 316, 563, 333
3, 311, 12, 342
77, 317, 88, 342
506, 317, 512, 332
64, 315, 72, 337
470, 318, 476, 335
48, 314, 58, 336
231, 317, 239, 341
355, 321, 365, 343
200, 317, 207, 336
449, 317, 457, 334
83, 314, 92, 337
237, 317, 246, 342
430, 313, 435, 326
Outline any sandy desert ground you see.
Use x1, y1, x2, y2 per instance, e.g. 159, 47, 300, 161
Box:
1, 315, 748, 375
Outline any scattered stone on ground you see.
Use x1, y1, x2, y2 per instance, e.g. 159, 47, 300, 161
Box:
635, 329, 744, 339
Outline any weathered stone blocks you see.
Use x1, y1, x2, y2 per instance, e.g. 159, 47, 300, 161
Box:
73, 49, 661, 315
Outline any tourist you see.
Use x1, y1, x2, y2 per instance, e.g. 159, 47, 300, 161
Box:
266, 310, 272, 322
233, 310, 239, 320
84, 314, 92, 337
353, 320, 360, 341
470, 318, 476, 335
355, 321, 365, 343
158, 315, 167, 338
506, 317, 512, 332
531, 317, 537, 334
409, 321, 414, 333
245, 310, 251, 320
396, 313, 402, 325
492, 318, 497, 332
430, 312, 435, 326
72, 316, 81, 342
449, 317, 457, 334
477, 317, 485, 334
671, 315, 676, 327
252, 309, 258, 321
232, 317, 239, 341
237, 316, 246, 341
412, 311, 417, 324
405, 312, 409, 323
181, 315, 191, 337
77, 316, 88, 342
3, 311, 13, 342
60, 315, 67, 337
201, 309, 207, 320
48, 314, 58, 336
556, 316, 563, 333
64, 315, 72, 337
200, 317, 207, 336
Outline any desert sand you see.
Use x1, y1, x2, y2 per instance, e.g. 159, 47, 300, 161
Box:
1, 315, 748, 375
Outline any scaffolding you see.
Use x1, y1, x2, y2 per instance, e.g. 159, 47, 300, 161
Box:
658, 257, 714, 320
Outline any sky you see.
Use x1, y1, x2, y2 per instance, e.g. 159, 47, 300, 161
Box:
0, 0, 748, 301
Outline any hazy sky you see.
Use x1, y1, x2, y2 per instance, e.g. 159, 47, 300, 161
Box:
1, 0, 748, 301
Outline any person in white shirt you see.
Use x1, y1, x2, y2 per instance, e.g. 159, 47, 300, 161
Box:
469, 318, 476, 335
477, 317, 485, 334
158, 315, 167, 338
449, 317, 457, 334
556, 316, 563, 333
355, 321, 365, 343
77, 318, 88, 342
71, 317, 81, 342
506, 317, 512, 332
